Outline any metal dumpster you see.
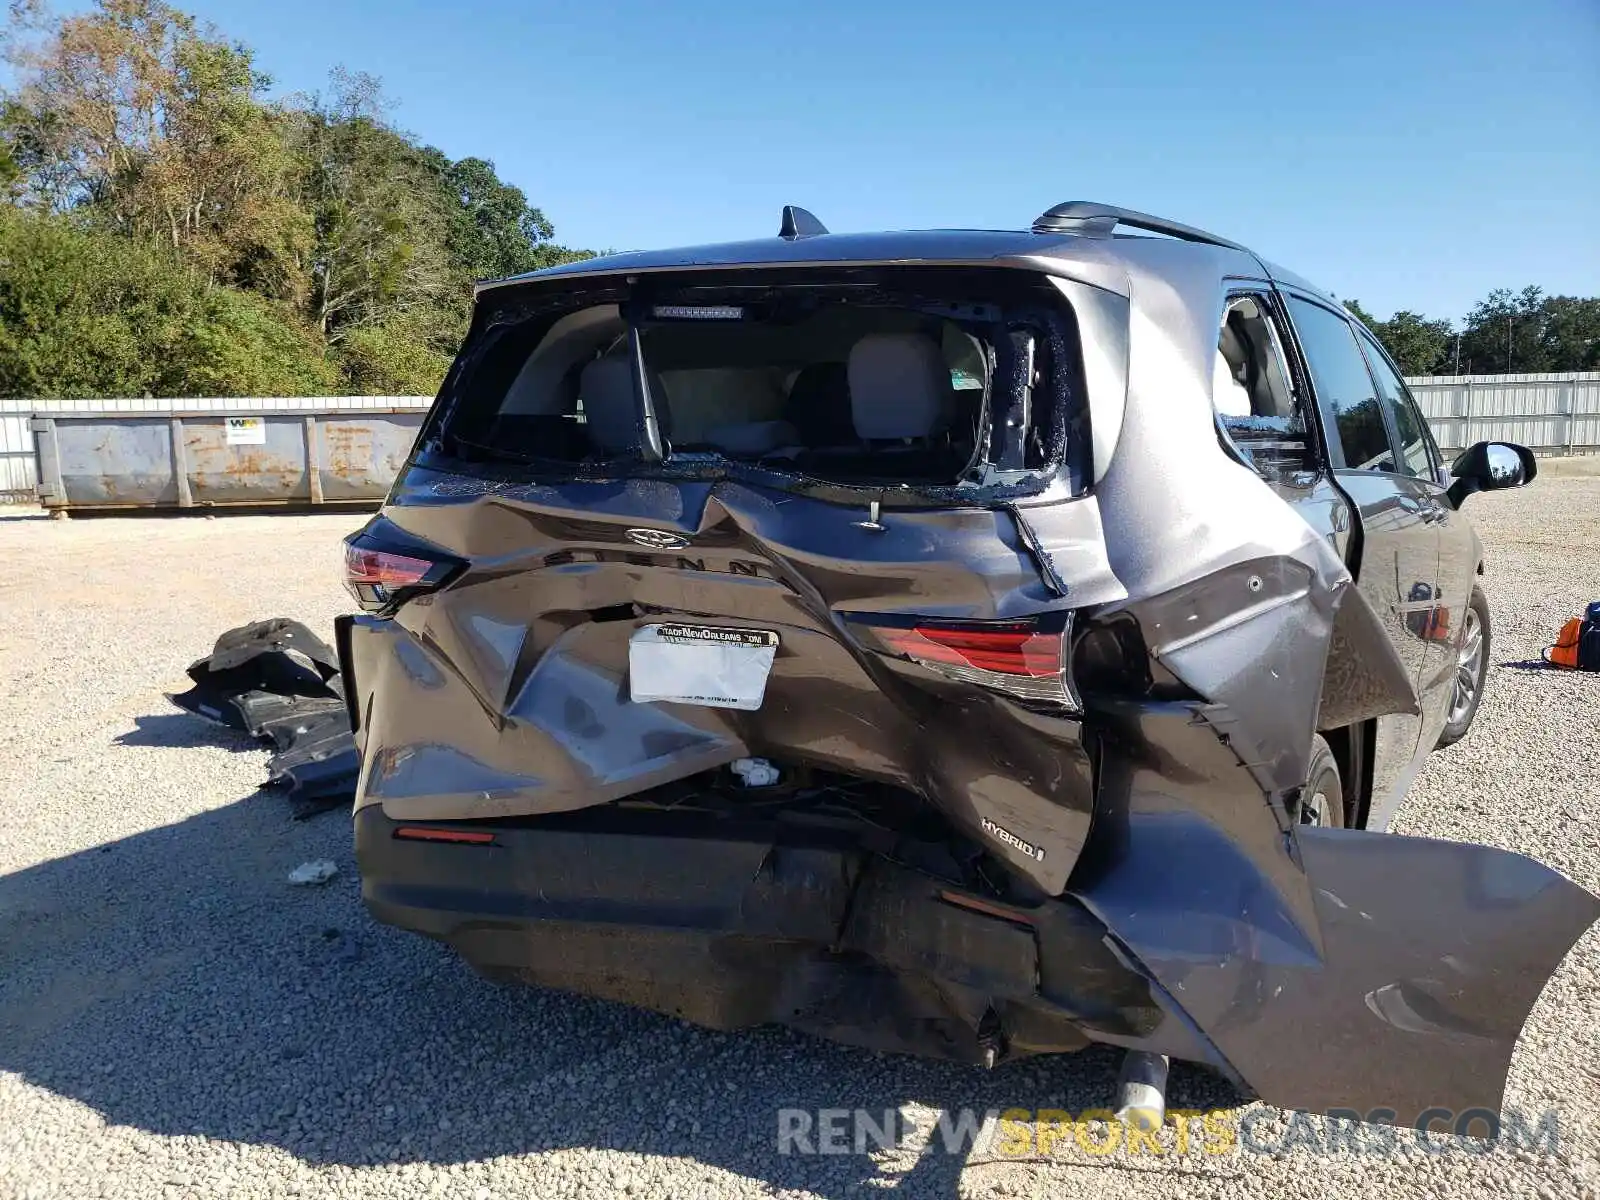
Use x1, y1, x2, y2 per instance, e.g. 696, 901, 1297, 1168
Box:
30, 408, 427, 512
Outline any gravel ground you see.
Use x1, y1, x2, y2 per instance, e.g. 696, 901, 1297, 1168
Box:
1, 478, 1598, 1200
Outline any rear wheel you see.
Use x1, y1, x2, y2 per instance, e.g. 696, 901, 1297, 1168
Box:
1436, 586, 1491, 749
1293, 734, 1345, 829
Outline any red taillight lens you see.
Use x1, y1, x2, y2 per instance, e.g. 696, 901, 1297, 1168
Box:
345, 545, 433, 588
862, 617, 1078, 709
344, 544, 443, 612
877, 625, 1061, 677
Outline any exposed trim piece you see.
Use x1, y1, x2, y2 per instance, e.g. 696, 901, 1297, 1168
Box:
779, 205, 829, 239
1032, 201, 1251, 254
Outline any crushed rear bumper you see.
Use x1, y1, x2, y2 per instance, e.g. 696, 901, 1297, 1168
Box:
355, 804, 1197, 1067
357, 728, 1599, 1126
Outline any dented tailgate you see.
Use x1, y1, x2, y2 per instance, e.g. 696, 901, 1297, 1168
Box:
346, 470, 1113, 893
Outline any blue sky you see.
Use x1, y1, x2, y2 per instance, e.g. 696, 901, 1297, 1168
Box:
40, 0, 1600, 320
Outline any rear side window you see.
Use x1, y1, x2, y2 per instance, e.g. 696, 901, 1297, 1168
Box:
1356, 329, 1435, 480
433, 269, 1083, 493
1286, 297, 1393, 471
1213, 295, 1300, 433
1212, 292, 1317, 479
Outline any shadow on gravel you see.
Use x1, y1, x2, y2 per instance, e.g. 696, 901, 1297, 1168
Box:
0, 730, 1241, 1198
1499, 658, 1570, 673
114, 712, 258, 749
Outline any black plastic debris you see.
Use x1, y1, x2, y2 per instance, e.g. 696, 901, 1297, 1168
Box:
170, 618, 342, 727
234, 689, 342, 738
169, 618, 358, 815
261, 708, 360, 817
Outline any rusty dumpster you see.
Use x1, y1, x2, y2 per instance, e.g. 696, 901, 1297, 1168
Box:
29, 409, 427, 512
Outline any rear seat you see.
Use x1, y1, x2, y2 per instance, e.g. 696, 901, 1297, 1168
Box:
582, 336, 970, 476
578, 355, 672, 454
784, 362, 855, 446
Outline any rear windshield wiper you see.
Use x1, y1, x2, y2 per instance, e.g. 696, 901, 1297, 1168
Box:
625, 307, 667, 463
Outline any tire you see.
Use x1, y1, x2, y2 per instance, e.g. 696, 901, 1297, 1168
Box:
1436, 586, 1491, 749
1294, 733, 1345, 829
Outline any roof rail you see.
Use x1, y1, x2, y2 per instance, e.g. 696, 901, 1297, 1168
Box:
779, 205, 829, 239
1031, 201, 1249, 253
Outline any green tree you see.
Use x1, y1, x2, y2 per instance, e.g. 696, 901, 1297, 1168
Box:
0, 99, 33, 199
1372, 310, 1453, 376
182, 287, 344, 395
0, 1, 598, 397
336, 321, 453, 395
1344, 300, 1454, 376
293, 73, 452, 343
441, 154, 552, 281
1455, 287, 1599, 374
0, 203, 338, 396
437, 154, 593, 281
0, 206, 190, 397
1342, 298, 1379, 329
1457, 287, 1538, 374
3, 0, 310, 295
1540, 296, 1600, 372
294, 70, 592, 373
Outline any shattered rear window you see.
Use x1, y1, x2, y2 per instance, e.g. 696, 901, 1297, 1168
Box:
431, 268, 1086, 494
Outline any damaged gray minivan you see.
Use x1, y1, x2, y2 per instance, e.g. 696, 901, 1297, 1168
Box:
339, 202, 1598, 1126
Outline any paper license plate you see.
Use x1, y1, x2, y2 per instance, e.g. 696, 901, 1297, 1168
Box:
628, 624, 779, 711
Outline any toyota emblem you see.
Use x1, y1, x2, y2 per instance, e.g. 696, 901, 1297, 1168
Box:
624, 528, 691, 551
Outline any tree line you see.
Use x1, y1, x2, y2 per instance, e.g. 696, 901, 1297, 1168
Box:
2, 1, 1596, 400
0, 0, 593, 399
1345, 289, 1599, 378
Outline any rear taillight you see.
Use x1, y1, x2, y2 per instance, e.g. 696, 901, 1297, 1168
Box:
346, 545, 433, 588
855, 615, 1079, 709
343, 535, 460, 613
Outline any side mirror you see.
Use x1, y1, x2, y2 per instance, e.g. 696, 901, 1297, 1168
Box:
1447, 441, 1536, 508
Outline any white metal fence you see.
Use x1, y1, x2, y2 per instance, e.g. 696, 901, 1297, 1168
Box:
5, 373, 1599, 503
0, 396, 431, 502
1405, 372, 1600, 458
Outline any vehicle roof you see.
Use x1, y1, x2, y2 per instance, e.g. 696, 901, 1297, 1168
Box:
504, 229, 1089, 276
477, 220, 1346, 316
482, 227, 1259, 296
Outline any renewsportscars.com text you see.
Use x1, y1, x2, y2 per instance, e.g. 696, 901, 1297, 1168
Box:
776, 1106, 1561, 1158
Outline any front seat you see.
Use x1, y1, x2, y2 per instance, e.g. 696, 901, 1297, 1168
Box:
1214, 321, 1254, 418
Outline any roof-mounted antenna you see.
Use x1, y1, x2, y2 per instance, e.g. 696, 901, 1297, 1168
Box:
779, 205, 829, 240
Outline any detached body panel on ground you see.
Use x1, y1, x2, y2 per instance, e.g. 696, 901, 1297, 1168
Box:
341, 206, 1596, 1125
